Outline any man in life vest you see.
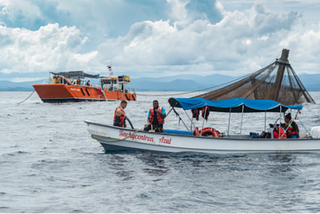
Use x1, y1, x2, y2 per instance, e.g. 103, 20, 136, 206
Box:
144, 100, 166, 132
113, 100, 127, 127
284, 113, 299, 138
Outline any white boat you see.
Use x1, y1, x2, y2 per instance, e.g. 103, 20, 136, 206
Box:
85, 97, 320, 154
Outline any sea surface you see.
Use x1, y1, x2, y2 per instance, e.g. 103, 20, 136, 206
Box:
1, 91, 320, 213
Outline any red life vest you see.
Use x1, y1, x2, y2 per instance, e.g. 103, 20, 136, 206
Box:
149, 107, 165, 125
202, 106, 210, 120
191, 108, 200, 121
113, 106, 125, 127
273, 127, 287, 139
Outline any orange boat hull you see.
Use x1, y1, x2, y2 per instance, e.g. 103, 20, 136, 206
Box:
33, 84, 137, 103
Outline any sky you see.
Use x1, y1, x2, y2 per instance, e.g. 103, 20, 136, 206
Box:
0, 0, 320, 82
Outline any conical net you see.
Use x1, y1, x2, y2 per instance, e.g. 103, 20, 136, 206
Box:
193, 49, 315, 105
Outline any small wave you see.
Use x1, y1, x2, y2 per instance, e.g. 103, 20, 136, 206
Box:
3, 151, 29, 156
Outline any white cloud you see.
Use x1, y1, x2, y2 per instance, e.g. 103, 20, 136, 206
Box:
94, 3, 309, 76
0, 23, 101, 74
1, 0, 320, 80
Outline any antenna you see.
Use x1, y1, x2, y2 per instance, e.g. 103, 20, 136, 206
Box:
107, 65, 113, 78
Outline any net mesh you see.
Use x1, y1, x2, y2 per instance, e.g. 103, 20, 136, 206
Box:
193, 49, 315, 105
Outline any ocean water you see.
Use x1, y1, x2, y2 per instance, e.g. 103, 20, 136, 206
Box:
1, 91, 320, 212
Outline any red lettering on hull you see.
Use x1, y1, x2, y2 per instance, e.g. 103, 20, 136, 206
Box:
159, 137, 172, 145
119, 130, 154, 142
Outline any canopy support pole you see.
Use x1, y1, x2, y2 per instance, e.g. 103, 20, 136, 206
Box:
183, 110, 196, 132
240, 105, 244, 138
201, 106, 208, 136
295, 112, 312, 139
264, 111, 267, 131
279, 106, 282, 139
166, 108, 173, 117
227, 108, 231, 137
172, 107, 190, 131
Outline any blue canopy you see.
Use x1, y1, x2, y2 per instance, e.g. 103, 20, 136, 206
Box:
168, 97, 303, 113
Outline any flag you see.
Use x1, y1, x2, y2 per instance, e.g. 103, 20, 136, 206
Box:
107, 65, 112, 71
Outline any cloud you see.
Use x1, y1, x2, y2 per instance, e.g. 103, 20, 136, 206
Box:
1, 0, 320, 80
95, 3, 306, 76
0, 23, 99, 74
0, 0, 70, 31
185, 0, 223, 24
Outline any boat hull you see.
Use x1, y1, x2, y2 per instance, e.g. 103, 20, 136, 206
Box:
33, 84, 136, 103
85, 121, 320, 154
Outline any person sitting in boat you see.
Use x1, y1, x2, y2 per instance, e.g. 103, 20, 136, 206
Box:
273, 123, 287, 139
86, 80, 92, 86
113, 101, 128, 127
144, 100, 166, 132
284, 113, 299, 138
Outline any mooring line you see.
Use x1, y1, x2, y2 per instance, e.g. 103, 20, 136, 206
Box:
17, 90, 35, 104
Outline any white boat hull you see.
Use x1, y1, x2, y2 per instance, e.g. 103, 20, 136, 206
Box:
85, 121, 320, 154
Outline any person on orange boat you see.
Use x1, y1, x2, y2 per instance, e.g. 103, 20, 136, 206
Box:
86, 80, 92, 86
113, 100, 128, 127
76, 77, 81, 85
284, 113, 299, 138
144, 100, 166, 132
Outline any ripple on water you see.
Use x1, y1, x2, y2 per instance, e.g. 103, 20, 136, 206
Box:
2, 91, 320, 212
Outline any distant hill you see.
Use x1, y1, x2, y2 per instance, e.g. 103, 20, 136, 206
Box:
1, 73, 319, 91
0, 80, 45, 91
131, 79, 207, 91
298, 74, 320, 91
130, 74, 238, 91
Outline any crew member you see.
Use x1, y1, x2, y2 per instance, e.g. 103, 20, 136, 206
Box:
284, 113, 299, 138
86, 80, 92, 86
113, 101, 127, 127
144, 100, 166, 132
76, 77, 81, 85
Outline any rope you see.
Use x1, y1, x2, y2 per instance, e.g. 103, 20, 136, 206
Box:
17, 90, 35, 104
91, 123, 150, 143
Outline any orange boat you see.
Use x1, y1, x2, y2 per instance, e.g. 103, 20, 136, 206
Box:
33, 71, 136, 103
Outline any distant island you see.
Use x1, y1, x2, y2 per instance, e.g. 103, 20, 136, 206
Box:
1, 73, 320, 91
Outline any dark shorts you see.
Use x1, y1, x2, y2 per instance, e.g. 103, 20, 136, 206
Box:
144, 124, 163, 132
113, 123, 125, 127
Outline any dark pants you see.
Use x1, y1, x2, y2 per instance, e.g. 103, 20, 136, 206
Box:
113, 122, 126, 127
144, 124, 163, 132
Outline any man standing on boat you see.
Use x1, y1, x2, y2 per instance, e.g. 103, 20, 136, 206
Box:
144, 100, 166, 132
113, 101, 127, 127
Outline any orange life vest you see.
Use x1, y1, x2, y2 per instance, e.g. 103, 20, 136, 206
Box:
149, 107, 164, 125
113, 106, 125, 127
273, 127, 287, 139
